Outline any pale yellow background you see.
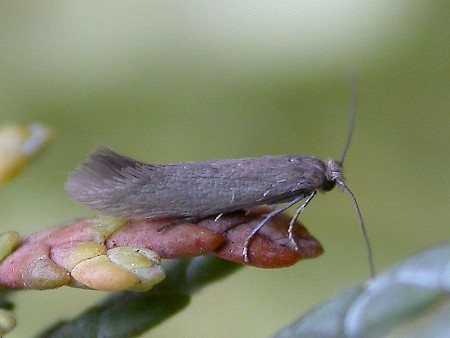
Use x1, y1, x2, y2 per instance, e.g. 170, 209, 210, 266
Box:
0, 2, 448, 337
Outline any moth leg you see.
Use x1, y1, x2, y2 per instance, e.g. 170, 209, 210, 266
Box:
242, 195, 306, 263
214, 213, 223, 222
288, 191, 317, 251
158, 211, 229, 232
157, 216, 202, 232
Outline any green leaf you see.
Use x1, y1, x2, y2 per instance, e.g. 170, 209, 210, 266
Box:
273, 243, 450, 338
273, 286, 364, 338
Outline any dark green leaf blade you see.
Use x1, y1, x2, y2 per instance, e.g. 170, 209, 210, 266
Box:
37, 257, 241, 338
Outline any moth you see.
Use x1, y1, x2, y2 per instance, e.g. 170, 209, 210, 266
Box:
66, 87, 374, 275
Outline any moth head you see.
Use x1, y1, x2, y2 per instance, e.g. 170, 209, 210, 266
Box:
323, 159, 344, 191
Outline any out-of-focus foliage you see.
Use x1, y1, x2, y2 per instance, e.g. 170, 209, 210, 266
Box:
0, 124, 51, 185
274, 244, 450, 338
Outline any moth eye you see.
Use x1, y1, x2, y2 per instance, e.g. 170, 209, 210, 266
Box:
322, 180, 336, 191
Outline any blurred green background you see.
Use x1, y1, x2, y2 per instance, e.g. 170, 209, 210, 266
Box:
1, 2, 448, 337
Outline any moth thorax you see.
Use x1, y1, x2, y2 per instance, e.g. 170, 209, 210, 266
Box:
323, 159, 344, 191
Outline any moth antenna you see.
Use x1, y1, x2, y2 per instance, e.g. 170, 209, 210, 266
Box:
340, 71, 357, 165
335, 73, 375, 276
337, 178, 375, 277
